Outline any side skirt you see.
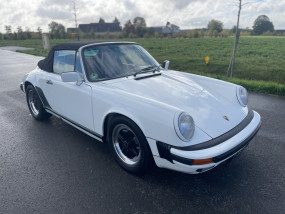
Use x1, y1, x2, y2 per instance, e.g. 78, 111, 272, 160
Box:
45, 108, 103, 142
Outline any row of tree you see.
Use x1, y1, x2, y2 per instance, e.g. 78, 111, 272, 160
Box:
207, 15, 275, 36
0, 15, 277, 40
2, 25, 43, 40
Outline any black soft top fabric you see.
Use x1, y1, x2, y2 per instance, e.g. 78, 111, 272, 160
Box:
37, 40, 132, 72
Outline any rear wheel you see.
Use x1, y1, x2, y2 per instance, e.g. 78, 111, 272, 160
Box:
26, 85, 51, 121
107, 116, 152, 174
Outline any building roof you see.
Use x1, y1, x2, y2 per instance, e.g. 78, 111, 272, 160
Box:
79, 23, 122, 33
148, 23, 180, 34
67, 28, 77, 33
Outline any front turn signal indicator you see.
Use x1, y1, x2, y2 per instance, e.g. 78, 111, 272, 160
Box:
193, 158, 213, 165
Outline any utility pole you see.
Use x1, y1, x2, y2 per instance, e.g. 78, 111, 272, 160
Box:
227, 0, 257, 77
73, 0, 80, 41
227, 0, 242, 77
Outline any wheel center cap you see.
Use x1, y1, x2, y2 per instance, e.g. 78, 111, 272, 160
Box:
122, 140, 128, 148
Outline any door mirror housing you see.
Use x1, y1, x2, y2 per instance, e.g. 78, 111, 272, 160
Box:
61, 72, 83, 86
162, 60, 170, 70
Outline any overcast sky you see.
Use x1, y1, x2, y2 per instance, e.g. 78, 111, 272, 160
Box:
0, 0, 284, 32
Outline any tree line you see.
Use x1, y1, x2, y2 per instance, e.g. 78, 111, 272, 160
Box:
0, 15, 280, 40
1, 26, 43, 40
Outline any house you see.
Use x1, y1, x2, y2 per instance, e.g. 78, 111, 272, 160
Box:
276, 29, 285, 34
67, 22, 122, 35
164, 23, 180, 33
149, 22, 180, 34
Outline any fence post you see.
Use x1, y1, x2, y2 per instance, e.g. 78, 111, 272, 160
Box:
42, 33, 50, 50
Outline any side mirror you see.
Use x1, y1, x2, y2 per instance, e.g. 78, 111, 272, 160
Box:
61, 72, 83, 86
162, 60, 170, 70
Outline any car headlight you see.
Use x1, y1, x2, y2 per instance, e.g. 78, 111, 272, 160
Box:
174, 112, 195, 142
236, 86, 248, 107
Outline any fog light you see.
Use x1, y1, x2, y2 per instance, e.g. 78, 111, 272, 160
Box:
193, 158, 213, 165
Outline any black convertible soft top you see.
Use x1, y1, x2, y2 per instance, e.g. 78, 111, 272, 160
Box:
37, 40, 133, 72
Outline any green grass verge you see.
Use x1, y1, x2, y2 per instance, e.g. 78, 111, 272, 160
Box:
1, 37, 284, 96
17, 49, 48, 57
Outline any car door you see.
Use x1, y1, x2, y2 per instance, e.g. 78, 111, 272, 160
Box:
43, 50, 94, 132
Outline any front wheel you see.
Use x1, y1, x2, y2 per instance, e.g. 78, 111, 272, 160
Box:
107, 116, 153, 174
26, 85, 51, 121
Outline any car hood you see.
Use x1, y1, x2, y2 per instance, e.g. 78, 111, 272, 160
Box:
103, 72, 247, 138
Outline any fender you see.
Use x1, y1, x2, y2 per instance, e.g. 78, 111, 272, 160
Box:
167, 70, 247, 112
23, 67, 41, 89
23, 68, 52, 109
90, 83, 212, 148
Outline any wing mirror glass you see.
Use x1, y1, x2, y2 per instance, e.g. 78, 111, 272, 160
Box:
61, 72, 83, 86
162, 60, 170, 70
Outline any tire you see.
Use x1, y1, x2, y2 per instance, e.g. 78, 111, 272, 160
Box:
26, 85, 51, 121
107, 116, 153, 174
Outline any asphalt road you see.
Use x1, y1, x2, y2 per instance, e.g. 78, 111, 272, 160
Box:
0, 49, 284, 214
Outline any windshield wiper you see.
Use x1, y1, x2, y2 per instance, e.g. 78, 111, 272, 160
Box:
134, 65, 160, 77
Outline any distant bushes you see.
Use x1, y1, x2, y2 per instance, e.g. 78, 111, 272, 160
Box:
1, 32, 42, 40
1, 27, 284, 41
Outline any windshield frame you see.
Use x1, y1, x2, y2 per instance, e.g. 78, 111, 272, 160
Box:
79, 42, 160, 82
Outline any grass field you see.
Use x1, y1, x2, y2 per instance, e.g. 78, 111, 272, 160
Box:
135, 37, 285, 85
1, 37, 284, 95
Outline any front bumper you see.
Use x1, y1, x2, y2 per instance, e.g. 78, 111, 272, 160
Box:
153, 110, 261, 174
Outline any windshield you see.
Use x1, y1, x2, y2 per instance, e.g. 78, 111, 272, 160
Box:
82, 44, 159, 81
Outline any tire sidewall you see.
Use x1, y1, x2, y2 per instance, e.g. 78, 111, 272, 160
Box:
107, 116, 152, 173
26, 85, 49, 120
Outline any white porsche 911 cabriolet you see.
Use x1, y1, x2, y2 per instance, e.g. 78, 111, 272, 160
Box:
20, 41, 261, 174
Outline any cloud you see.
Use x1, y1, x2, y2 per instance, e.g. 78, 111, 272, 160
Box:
169, 0, 198, 9
36, 7, 72, 20
0, 0, 284, 33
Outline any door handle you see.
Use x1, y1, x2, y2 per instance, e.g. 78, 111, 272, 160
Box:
46, 80, 53, 85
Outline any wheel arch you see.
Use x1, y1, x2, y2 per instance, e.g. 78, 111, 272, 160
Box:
24, 81, 33, 90
24, 81, 49, 109
102, 112, 146, 142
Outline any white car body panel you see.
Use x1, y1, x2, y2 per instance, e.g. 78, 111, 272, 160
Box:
104, 71, 247, 138
88, 81, 212, 148
46, 75, 94, 131
36, 69, 94, 131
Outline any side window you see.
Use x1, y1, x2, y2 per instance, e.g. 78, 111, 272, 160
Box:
53, 50, 76, 74
75, 52, 84, 79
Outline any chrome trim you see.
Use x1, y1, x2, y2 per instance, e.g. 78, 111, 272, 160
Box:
45, 108, 103, 142
173, 111, 195, 142
236, 86, 248, 107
